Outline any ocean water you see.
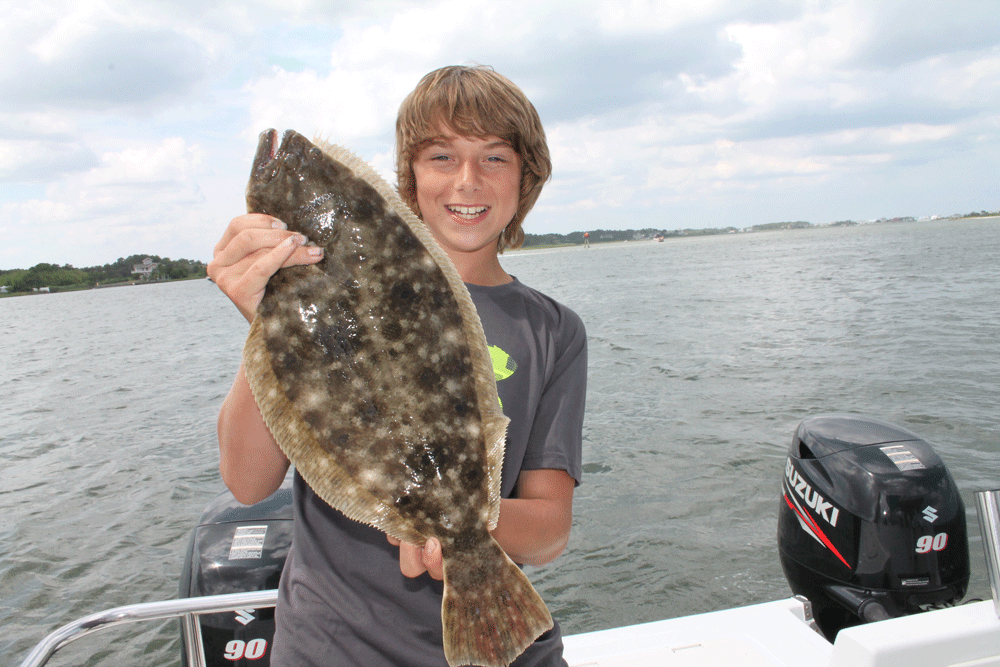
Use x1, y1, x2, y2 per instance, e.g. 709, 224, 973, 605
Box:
2, 217, 998, 665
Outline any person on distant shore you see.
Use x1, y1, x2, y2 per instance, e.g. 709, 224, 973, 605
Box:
207, 65, 587, 666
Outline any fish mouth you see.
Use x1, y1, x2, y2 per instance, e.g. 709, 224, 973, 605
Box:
252, 129, 278, 173
252, 129, 299, 182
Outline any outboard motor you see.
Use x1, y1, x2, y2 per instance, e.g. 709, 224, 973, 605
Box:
777, 415, 970, 640
179, 476, 293, 666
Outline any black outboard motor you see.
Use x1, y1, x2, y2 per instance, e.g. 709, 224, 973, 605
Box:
777, 415, 970, 640
179, 476, 293, 666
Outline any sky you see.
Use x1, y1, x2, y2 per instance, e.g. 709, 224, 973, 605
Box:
2, 0, 998, 270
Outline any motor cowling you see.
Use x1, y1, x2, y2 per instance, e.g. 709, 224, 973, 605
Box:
777, 415, 970, 640
179, 477, 293, 666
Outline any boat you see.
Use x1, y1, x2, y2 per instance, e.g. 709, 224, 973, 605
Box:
14, 415, 1000, 667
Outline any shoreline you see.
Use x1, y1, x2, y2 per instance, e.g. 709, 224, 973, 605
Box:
3, 216, 996, 294
0, 275, 207, 299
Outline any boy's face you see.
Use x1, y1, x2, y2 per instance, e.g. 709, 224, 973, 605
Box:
411, 126, 520, 262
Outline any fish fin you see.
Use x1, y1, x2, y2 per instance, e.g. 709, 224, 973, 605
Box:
311, 137, 508, 519
441, 537, 553, 667
243, 313, 423, 543
484, 415, 508, 531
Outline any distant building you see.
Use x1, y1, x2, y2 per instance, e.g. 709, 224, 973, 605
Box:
132, 258, 159, 278
0, 285, 8, 294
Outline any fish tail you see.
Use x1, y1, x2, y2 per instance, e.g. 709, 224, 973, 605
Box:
441, 536, 553, 667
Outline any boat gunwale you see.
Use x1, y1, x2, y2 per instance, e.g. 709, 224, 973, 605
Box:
15, 589, 278, 667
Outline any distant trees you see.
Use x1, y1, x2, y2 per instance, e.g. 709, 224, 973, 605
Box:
97, 255, 208, 282
518, 212, 999, 250
522, 226, 740, 248
0, 255, 207, 293
154, 258, 207, 280
1, 263, 88, 293
749, 221, 812, 231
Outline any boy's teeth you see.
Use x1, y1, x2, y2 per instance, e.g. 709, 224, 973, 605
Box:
448, 205, 488, 219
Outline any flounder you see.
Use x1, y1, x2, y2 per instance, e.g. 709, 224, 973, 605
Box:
242, 129, 553, 667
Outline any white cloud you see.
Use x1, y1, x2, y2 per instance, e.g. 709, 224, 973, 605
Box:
240, 0, 546, 147
245, 67, 406, 146
0, 137, 95, 183
1, 0, 212, 111
723, 6, 875, 113
1, 137, 217, 268
32, 137, 209, 211
2, 0, 999, 269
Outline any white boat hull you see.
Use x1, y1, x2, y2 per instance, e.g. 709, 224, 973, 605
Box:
562, 597, 1000, 667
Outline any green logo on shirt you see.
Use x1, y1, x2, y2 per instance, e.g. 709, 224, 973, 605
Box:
488, 345, 517, 408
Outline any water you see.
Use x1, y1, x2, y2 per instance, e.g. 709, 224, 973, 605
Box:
2, 218, 999, 665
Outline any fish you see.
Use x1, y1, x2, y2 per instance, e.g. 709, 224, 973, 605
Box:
241, 129, 553, 667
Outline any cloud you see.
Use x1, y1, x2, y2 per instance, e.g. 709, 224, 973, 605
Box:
0, 138, 97, 184
245, 67, 413, 148
1, 2, 212, 112
0, 137, 219, 268
851, 0, 1000, 69
0, 111, 99, 183
1, 0, 998, 270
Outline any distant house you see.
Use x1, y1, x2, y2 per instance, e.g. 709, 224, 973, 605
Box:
132, 258, 159, 278
0, 285, 8, 294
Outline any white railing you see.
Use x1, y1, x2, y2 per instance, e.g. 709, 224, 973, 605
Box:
975, 489, 1000, 618
15, 590, 279, 667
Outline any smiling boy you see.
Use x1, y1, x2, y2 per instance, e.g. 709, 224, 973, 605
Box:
208, 65, 587, 666
409, 132, 520, 285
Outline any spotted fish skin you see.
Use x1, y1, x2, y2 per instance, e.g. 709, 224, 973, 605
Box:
241, 129, 552, 667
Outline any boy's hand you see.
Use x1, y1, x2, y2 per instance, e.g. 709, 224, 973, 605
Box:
208, 213, 323, 322
387, 535, 443, 580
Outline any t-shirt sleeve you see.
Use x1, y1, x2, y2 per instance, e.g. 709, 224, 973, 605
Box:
521, 304, 587, 485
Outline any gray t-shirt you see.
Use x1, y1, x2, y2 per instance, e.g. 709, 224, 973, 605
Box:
271, 278, 587, 667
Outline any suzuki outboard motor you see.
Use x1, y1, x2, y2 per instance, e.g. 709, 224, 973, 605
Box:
179, 476, 293, 666
778, 415, 970, 640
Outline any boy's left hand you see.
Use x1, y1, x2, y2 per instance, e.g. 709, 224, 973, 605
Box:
387, 535, 443, 580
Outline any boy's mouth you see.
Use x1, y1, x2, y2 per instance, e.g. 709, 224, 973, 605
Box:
447, 205, 489, 220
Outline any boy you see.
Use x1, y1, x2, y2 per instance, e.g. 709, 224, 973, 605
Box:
208, 65, 587, 666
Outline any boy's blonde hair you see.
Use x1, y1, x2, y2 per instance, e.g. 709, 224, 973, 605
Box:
396, 65, 551, 252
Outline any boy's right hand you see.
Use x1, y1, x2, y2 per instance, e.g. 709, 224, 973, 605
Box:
387, 535, 444, 581
208, 213, 324, 322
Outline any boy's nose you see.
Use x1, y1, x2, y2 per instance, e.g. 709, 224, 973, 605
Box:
456, 160, 482, 191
